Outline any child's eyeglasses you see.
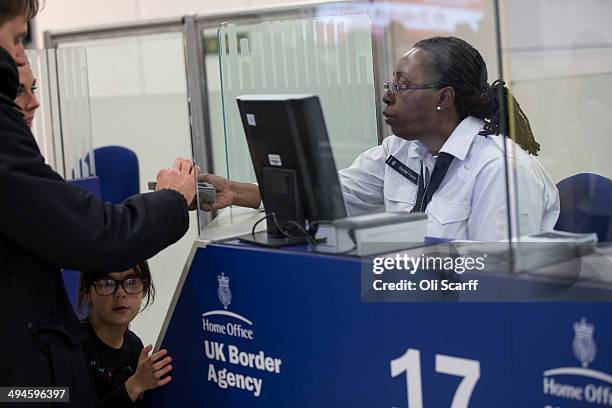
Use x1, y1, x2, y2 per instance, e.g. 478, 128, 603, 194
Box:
93, 277, 146, 296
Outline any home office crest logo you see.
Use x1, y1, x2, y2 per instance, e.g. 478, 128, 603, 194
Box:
202, 273, 254, 340
542, 318, 612, 406
573, 317, 597, 368
217, 273, 232, 310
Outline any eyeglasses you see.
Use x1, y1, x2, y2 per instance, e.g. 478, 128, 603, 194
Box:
383, 81, 440, 94
92, 277, 146, 296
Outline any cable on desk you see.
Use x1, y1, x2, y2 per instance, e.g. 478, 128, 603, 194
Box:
250, 215, 358, 255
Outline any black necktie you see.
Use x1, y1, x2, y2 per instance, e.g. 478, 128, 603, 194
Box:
411, 152, 455, 213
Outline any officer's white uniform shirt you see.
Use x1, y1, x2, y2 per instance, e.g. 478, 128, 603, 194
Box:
338, 116, 560, 240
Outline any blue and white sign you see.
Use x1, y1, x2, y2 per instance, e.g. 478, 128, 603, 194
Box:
145, 243, 612, 407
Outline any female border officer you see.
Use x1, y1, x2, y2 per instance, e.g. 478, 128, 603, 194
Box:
201, 36, 559, 241
339, 36, 559, 240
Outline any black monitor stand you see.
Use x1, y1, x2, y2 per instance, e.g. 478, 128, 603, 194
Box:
238, 167, 326, 248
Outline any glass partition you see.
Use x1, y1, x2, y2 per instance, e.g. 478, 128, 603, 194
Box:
316, 0, 500, 139
27, 49, 61, 172
201, 26, 227, 179
195, 2, 500, 233
503, 0, 612, 243
57, 32, 193, 193
218, 15, 378, 184
198, 15, 380, 237
27, 48, 94, 179
500, 0, 612, 289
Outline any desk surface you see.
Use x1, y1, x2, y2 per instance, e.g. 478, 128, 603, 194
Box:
199, 208, 612, 289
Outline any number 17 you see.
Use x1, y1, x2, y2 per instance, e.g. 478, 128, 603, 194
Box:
390, 348, 481, 408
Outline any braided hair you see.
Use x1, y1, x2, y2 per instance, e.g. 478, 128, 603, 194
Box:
414, 36, 540, 155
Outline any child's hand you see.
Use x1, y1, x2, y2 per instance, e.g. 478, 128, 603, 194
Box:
125, 345, 173, 401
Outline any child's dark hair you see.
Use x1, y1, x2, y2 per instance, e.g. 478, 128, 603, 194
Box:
0, 0, 42, 25
78, 261, 156, 312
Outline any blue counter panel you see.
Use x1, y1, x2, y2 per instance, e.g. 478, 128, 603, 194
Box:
147, 243, 612, 407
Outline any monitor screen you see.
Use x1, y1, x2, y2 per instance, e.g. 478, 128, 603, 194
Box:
237, 94, 347, 246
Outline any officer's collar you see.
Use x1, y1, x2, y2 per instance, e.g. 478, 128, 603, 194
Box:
438, 116, 485, 161
406, 140, 428, 160
405, 116, 484, 162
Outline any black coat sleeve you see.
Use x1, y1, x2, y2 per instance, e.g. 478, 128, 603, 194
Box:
0, 105, 190, 272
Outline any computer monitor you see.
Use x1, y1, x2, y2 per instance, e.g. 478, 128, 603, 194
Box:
236, 94, 347, 247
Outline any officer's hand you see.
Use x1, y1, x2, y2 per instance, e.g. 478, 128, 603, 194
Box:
156, 158, 197, 208
198, 173, 234, 211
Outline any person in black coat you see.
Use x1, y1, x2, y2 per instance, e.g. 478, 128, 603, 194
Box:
0, 2, 197, 406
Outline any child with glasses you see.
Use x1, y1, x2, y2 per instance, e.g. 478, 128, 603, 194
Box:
78, 261, 173, 406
